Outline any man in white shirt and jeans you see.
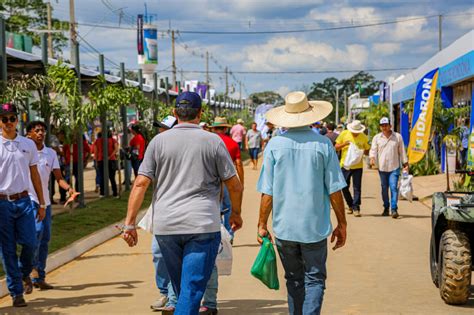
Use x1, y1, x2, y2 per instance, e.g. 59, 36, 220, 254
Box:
369, 117, 408, 218
0, 104, 46, 307
26, 121, 79, 291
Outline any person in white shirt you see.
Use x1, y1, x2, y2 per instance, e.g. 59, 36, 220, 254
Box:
0, 104, 46, 307
26, 121, 80, 291
369, 117, 409, 218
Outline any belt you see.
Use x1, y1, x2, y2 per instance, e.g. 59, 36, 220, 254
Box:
0, 191, 29, 202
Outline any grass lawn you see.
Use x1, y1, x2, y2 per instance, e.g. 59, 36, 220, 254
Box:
0, 189, 152, 278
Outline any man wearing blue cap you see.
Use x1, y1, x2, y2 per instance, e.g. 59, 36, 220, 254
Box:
122, 92, 243, 314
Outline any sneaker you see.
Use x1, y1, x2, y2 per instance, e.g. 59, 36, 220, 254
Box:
23, 277, 33, 295
353, 211, 361, 217
12, 295, 27, 307
33, 280, 54, 290
392, 211, 399, 219
382, 209, 389, 216
346, 208, 353, 214
95, 185, 99, 193
199, 306, 218, 314
150, 294, 169, 311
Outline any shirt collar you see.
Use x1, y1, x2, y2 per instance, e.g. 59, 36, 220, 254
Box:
287, 126, 312, 132
173, 123, 201, 129
1, 134, 20, 144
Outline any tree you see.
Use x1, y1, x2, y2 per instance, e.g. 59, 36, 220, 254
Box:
249, 91, 284, 105
0, 0, 69, 54
308, 71, 383, 121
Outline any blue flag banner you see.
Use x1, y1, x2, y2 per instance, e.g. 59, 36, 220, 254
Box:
400, 101, 410, 147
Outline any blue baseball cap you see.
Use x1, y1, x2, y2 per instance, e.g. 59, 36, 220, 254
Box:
175, 91, 202, 109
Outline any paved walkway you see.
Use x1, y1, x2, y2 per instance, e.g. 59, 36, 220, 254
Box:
0, 165, 473, 314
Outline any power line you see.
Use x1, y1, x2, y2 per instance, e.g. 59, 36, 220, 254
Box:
154, 67, 416, 74
76, 32, 121, 68
72, 13, 474, 35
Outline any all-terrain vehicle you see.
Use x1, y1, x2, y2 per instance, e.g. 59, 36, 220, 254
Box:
430, 170, 474, 305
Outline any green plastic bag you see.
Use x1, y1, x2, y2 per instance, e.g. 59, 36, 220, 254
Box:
251, 236, 280, 290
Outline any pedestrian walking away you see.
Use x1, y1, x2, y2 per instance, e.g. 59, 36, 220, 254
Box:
369, 117, 409, 218
0, 104, 46, 308
122, 92, 243, 315
26, 121, 80, 290
257, 91, 348, 315
149, 115, 178, 312
230, 118, 246, 151
246, 122, 263, 170
203, 116, 245, 314
335, 120, 370, 217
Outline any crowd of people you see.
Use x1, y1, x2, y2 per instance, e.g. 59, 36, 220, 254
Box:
0, 89, 413, 314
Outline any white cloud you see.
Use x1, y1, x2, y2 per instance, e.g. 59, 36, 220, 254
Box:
446, 10, 474, 29
309, 6, 378, 24
372, 43, 401, 55
241, 36, 369, 71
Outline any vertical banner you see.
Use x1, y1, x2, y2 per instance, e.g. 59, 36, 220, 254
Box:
407, 68, 439, 164
137, 15, 144, 55
255, 104, 274, 131
467, 86, 474, 170
400, 101, 410, 147
143, 26, 158, 64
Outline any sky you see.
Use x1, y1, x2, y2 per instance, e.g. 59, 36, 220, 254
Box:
48, 0, 474, 99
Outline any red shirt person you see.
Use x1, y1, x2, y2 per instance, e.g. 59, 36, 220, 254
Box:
93, 131, 119, 197
129, 124, 146, 177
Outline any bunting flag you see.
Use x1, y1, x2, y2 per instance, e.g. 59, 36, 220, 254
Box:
407, 68, 439, 164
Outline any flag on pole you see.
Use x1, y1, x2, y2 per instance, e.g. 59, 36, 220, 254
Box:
407, 68, 439, 164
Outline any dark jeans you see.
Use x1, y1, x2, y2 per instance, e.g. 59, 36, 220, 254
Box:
131, 158, 143, 178
156, 232, 221, 315
341, 168, 363, 210
98, 160, 118, 196
378, 168, 400, 212
275, 238, 328, 315
0, 197, 37, 297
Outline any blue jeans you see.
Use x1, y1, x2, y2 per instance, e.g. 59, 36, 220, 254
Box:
152, 236, 170, 295
0, 197, 37, 297
202, 266, 218, 309
275, 238, 328, 315
378, 168, 400, 212
221, 187, 234, 239
341, 168, 363, 210
156, 232, 221, 315
249, 148, 260, 160
32, 203, 52, 282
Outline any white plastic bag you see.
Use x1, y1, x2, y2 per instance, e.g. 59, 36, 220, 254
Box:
399, 173, 413, 202
343, 143, 364, 169
137, 204, 153, 233
216, 225, 233, 276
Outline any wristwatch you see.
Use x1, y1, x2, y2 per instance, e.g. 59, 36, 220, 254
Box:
122, 224, 136, 231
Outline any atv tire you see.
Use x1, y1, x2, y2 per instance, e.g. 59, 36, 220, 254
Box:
438, 229, 472, 305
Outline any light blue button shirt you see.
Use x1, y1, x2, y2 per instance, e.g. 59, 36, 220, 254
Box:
257, 127, 347, 243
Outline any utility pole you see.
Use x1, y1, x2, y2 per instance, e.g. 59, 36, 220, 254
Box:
239, 81, 242, 108
47, 2, 54, 58
171, 30, 177, 89
69, 0, 77, 62
120, 62, 131, 191
335, 87, 340, 124
225, 67, 229, 106
206, 51, 210, 100
165, 77, 170, 106
438, 15, 442, 51
0, 16, 7, 83
99, 54, 109, 197
74, 43, 85, 206
343, 90, 347, 121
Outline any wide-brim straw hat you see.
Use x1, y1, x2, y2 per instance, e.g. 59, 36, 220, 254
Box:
237, 118, 244, 124
265, 91, 333, 128
210, 116, 232, 128
347, 120, 366, 133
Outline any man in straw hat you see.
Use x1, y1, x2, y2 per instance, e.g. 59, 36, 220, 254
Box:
257, 91, 347, 315
335, 120, 370, 217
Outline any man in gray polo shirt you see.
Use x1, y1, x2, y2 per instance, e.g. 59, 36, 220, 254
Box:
123, 92, 243, 314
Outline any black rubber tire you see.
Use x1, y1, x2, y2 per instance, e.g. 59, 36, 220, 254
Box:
438, 229, 472, 305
